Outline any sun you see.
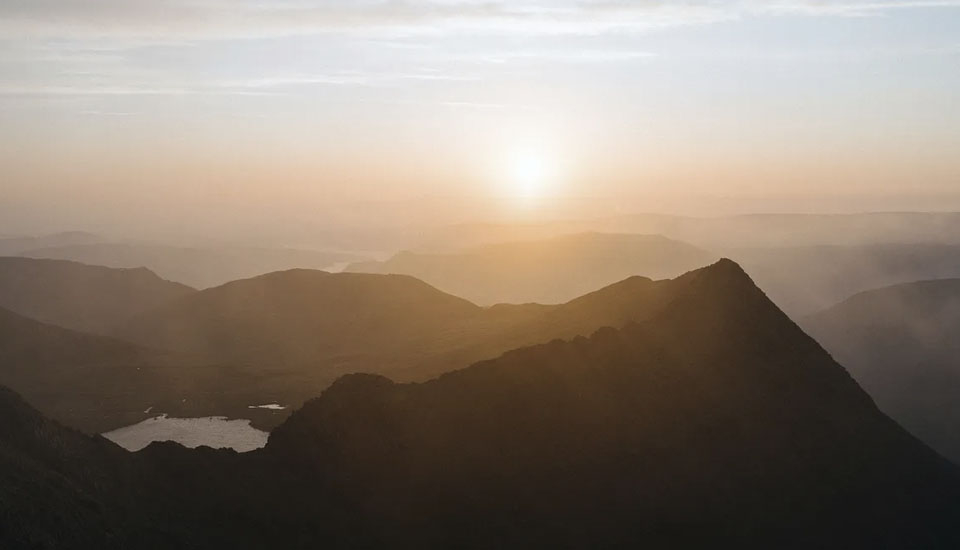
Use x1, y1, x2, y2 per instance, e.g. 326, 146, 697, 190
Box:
506, 149, 552, 199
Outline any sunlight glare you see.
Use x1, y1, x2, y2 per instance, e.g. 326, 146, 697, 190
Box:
507, 149, 552, 200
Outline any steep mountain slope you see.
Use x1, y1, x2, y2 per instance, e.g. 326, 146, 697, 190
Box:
5, 260, 958, 548
0, 386, 122, 549
805, 279, 960, 463
266, 260, 960, 547
346, 232, 715, 305
21, 242, 362, 289
0, 257, 194, 334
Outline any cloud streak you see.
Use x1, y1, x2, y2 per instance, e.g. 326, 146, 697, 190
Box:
2, 1, 957, 41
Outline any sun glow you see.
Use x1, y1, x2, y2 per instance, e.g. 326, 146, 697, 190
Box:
506, 149, 553, 200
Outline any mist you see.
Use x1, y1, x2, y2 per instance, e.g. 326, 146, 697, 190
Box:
3, 1, 960, 548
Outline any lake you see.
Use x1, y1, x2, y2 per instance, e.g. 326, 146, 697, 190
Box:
102, 414, 269, 452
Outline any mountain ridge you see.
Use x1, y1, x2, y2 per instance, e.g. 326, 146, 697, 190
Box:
0, 256, 194, 335
3, 259, 960, 547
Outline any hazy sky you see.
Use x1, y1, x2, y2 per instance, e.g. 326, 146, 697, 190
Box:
2, 1, 960, 238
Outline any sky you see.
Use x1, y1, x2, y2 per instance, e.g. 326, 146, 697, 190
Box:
1, 1, 959, 239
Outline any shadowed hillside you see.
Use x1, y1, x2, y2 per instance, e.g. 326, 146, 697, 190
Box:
346, 232, 715, 305
0, 386, 123, 549
0, 257, 194, 335
2, 260, 959, 548
805, 279, 960, 463
0, 306, 291, 433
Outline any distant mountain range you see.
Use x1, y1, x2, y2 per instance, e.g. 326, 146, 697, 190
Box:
21, 242, 362, 289
805, 279, 960, 464
2, 260, 958, 548
0, 231, 101, 256
726, 243, 960, 316
346, 232, 716, 305
8, 238, 960, 462
416, 212, 960, 251
349, 230, 960, 319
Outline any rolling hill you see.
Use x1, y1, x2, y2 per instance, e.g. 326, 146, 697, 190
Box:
21, 242, 362, 289
0, 257, 194, 335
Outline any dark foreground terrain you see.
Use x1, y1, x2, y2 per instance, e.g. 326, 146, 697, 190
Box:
1, 260, 959, 549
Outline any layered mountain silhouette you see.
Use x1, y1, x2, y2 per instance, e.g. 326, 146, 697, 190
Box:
346, 232, 715, 305
602, 212, 960, 248
21, 242, 362, 289
0, 257, 194, 335
805, 279, 960, 463
728, 243, 960, 316
419, 212, 960, 251
2, 260, 959, 548
116, 267, 706, 415
2, 263, 697, 433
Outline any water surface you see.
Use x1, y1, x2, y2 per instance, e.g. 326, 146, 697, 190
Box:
103, 414, 269, 452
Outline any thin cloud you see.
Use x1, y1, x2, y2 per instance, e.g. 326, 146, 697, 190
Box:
476, 49, 657, 64
0, 84, 287, 97
78, 110, 138, 116
2, 1, 955, 41
754, 1, 960, 16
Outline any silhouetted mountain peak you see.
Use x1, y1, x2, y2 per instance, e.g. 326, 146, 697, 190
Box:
313, 373, 398, 409
674, 257, 757, 291
664, 258, 791, 324
255, 256, 960, 548
5, 251, 960, 547
272, 258, 863, 456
